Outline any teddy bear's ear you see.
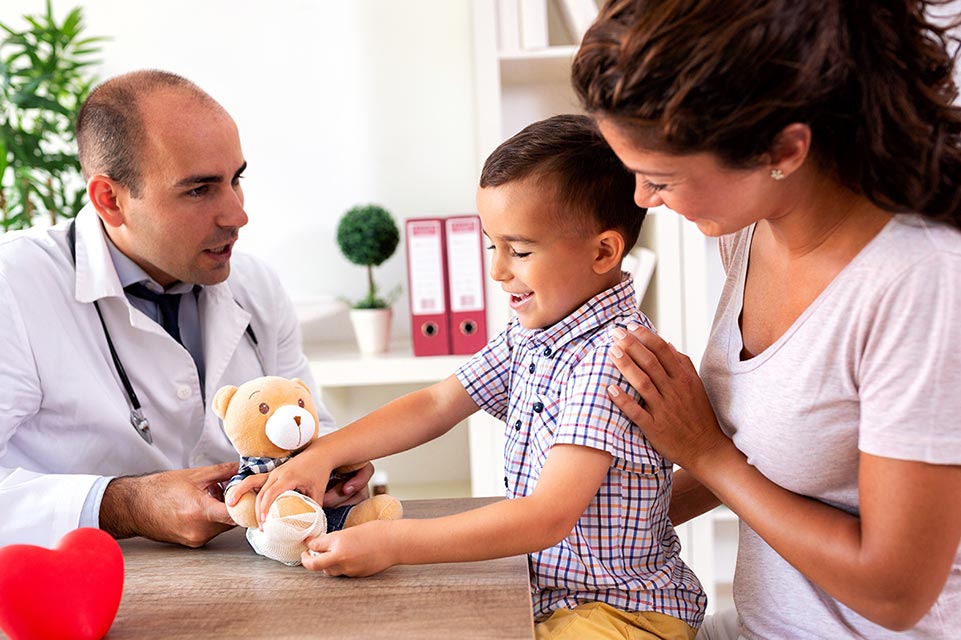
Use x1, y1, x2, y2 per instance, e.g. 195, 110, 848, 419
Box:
292, 378, 311, 394
212, 385, 239, 419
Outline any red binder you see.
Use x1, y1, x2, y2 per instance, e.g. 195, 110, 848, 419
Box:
444, 215, 488, 355
405, 218, 451, 356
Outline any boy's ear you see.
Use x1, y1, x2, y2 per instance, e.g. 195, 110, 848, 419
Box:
87, 174, 128, 228
593, 230, 624, 275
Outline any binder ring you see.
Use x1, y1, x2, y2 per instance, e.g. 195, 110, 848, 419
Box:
421, 322, 439, 337
460, 320, 477, 335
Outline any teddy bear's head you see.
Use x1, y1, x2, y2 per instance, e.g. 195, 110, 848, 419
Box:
213, 376, 319, 458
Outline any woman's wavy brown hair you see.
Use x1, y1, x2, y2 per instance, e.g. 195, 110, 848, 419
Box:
572, 0, 961, 229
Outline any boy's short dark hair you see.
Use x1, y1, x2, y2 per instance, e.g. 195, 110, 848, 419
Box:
479, 114, 646, 248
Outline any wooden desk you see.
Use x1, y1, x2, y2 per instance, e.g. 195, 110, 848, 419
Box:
109, 497, 534, 639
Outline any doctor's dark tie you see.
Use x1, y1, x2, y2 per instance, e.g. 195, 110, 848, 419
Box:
125, 282, 183, 345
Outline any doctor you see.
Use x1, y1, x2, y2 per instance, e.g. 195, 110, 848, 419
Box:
0, 69, 370, 548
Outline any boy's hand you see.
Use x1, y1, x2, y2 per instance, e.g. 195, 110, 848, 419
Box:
302, 519, 399, 576
255, 448, 333, 524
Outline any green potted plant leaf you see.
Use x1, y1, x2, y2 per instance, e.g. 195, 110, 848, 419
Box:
0, 1, 105, 231
336, 203, 401, 354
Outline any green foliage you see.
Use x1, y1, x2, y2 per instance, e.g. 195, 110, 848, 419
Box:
0, 1, 106, 231
336, 203, 401, 309
336, 203, 400, 267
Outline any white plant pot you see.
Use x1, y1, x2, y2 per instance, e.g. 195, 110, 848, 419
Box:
349, 308, 392, 355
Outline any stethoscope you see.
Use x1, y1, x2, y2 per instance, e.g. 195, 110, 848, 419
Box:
67, 220, 265, 445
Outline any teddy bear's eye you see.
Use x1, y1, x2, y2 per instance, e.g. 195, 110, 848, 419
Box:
298, 398, 305, 408
259, 402, 270, 415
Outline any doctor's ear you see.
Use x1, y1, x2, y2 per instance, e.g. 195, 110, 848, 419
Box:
87, 175, 127, 227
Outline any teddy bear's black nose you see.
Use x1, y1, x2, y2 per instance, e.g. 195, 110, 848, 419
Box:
294, 416, 301, 426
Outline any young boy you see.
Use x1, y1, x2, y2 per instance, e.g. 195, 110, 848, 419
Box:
235, 114, 706, 639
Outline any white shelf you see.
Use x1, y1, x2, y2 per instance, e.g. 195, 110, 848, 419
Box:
305, 339, 469, 387
306, 338, 506, 502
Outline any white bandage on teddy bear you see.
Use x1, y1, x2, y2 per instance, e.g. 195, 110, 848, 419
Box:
246, 490, 327, 566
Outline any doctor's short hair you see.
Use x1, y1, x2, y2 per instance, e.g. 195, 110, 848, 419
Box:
76, 69, 220, 197
479, 113, 646, 248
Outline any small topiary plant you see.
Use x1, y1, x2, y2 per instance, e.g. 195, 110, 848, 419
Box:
336, 203, 401, 309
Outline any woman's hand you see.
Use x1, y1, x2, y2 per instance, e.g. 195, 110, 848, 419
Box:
607, 323, 732, 474
302, 520, 399, 576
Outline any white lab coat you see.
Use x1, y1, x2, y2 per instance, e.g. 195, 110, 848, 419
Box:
0, 206, 333, 547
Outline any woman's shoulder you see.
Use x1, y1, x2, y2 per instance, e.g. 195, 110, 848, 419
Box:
841, 214, 961, 315
862, 214, 961, 273
888, 213, 961, 253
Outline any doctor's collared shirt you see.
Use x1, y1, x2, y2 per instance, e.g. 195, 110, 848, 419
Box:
455, 274, 706, 627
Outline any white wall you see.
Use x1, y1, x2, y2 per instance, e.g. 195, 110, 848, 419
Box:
1, 0, 481, 342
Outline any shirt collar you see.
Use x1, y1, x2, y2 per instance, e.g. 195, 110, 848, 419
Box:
105, 227, 196, 295
518, 272, 638, 352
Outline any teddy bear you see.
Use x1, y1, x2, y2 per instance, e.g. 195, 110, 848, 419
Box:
213, 375, 403, 566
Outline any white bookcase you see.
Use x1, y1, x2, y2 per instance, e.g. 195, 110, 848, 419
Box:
469, 0, 736, 613
306, 339, 505, 501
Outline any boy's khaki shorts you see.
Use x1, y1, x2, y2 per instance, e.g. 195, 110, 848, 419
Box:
535, 602, 697, 640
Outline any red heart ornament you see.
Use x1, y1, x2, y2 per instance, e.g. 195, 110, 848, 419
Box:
0, 528, 124, 640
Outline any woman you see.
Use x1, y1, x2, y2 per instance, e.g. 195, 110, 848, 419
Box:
572, 1, 961, 638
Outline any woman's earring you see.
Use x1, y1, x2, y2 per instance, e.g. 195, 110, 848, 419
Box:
770, 168, 785, 181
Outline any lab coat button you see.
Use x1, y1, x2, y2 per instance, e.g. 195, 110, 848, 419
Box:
176, 385, 191, 400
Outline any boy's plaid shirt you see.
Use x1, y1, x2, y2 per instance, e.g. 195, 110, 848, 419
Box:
455, 274, 706, 626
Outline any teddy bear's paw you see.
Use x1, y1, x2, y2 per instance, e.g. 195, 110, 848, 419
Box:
266, 490, 327, 534
274, 492, 319, 524
344, 494, 404, 529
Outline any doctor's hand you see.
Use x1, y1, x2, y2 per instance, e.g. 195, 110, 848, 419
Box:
99, 461, 238, 547
323, 461, 373, 508
607, 324, 733, 476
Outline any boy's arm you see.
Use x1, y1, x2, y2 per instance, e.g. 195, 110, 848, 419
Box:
669, 468, 721, 526
303, 443, 612, 576
247, 375, 478, 519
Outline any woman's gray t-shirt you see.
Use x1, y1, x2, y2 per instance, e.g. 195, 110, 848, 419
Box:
701, 214, 961, 639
